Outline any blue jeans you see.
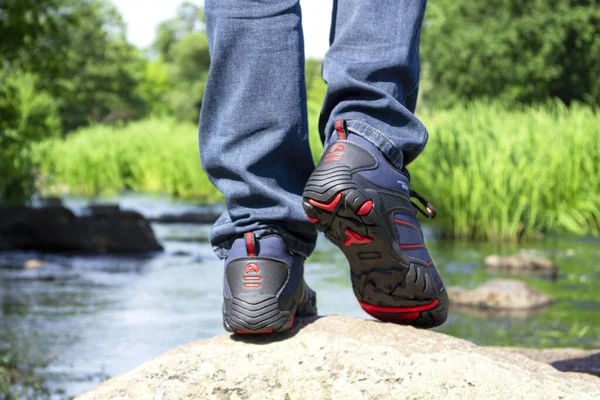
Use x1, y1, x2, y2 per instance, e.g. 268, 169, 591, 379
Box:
200, 0, 428, 259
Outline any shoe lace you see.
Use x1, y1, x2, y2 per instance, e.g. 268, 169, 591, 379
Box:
410, 190, 436, 219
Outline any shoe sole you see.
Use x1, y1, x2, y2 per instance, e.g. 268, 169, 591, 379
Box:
223, 288, 317, 335
303, 169, 448, 328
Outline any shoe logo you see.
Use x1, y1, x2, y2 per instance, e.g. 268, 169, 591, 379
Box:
243, 263, 261, 289
325, 144, 344, 163
245, 263, 260, 274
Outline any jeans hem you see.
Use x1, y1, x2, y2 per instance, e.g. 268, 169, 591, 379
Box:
337, 118, 406, 170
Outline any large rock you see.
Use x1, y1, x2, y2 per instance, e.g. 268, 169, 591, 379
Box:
484, 254, 558, 278
0, 204, 163, 254
448, 279, 553, 311
78, 316, 599, 400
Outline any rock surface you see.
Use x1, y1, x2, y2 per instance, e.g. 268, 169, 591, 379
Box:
78, 316, 599, 400
0, 205, 163, 254
485, 254, 558, 278
448, 279, 553, 310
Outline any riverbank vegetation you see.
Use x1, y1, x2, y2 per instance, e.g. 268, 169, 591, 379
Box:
34, 101, 600, 240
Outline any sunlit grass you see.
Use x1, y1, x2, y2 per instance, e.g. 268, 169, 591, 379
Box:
34, 118, 222, 202
412, 101, 600, 240
34, 101, 600, 240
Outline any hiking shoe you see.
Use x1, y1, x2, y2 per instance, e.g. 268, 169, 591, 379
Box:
302, 120, 448, 328
222, 232, 317, 334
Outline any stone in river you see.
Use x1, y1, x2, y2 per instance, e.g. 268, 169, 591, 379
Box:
0, 204, 163, 254
448, 279, 553, 310
24, 259, 44, 269
484, 253, 558, 278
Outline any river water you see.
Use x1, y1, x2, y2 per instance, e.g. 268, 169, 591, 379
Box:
1, 194, 599, 398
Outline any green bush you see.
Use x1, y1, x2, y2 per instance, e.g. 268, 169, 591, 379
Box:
420, 0, 600, 107
0, 70, 60, 203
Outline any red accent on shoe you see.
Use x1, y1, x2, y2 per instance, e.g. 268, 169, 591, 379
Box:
343, 229, 374, 246
308, 193, 342, 212
235, 329, 274, 334
356, 200, 373, 216
288, 316, 295, 329
325, 157, 342, 163
245, 263, 260, 274
245, 232, 255, 257
243, 276, 262, 281
243, 283, 261, 288
400, 243, 425, 249
389, 312, 420, 323
330, 144, 345, 152
358, 298, 439, 315
394, 219, 418, 229
307, 216, 318, 223
335, 119, 345, 140
427, 261, 433, 267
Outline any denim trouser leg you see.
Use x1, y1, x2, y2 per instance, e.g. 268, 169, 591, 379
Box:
321, 0, 429, 169
200, 0, 317, 259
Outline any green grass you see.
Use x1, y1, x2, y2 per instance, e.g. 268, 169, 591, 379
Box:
34, 118, 222, 202
34, 101, 600, 241
413, 101, 600, 240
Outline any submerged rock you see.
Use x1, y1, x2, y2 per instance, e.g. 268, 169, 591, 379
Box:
490, 348, 600, 376
448, 279, 553, 310
484, 254, 558, 278
24, 259, 44, 270
0, 205, 163, 254
77, 316, 598, 400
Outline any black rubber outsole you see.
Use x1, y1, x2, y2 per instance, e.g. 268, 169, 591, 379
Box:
223, 289, 317, 335
303, 172, 448, 329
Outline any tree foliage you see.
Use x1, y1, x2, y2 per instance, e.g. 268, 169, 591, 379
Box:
152, 2, 210, 122
421, 0, 600, 106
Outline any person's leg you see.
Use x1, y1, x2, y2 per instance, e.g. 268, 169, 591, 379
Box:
303, 0, 448, 328
200, 0, 318, 334
321, 0, 428, 168
200, 0, 316, 260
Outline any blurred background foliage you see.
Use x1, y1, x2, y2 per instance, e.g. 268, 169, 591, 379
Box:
1, 0, 599, 239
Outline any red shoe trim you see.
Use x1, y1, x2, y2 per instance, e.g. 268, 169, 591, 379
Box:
390, 312, 420, 323
235, 329, 274, 335
288, 316, 295, 329
307, 216, 318, 223
308, 193, 342, 212
243, 276, 262, 281
427, 261, 433, 267
358, 298, 439, 314
243, 283, 261, 288
335, 119, 345, 140
330, 144, 345, 152
393, 219, 418, 229
343, 229, 374, 246
400, 243, 425, 249
245, 232, 255, 257
356, 200, 373, 216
